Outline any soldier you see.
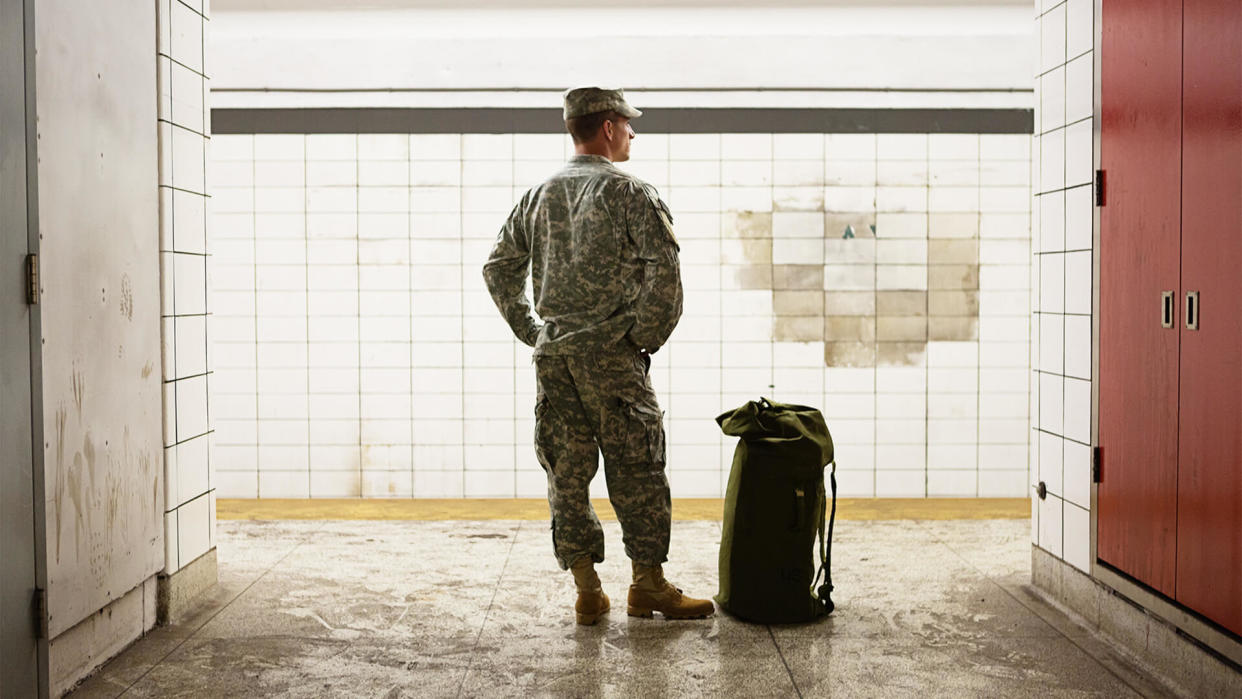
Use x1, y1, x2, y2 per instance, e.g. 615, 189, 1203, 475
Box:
483, 87, 714, 625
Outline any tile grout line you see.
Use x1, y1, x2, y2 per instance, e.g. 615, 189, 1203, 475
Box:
250, 137, 259, 498
306, 136, 313, 499
160, 116, 211, 142
768, 133, 774, 405
1060, 62, 1069, 554
510, 142, 515, 498
767, 625, 805, 698
717, 139, 724, 496
196, 0, 210, 521
1047, 0, 1074, 548
353, 136, 363, 499
872, 134, 879, 498
1030, 120, 1041, 541
924, 135, 931, 498
977, 134, 984, 497
459, 135, 466, 499
116, 523, 327, 697
456, 519, 523, 698
417, 134, 422, 501
1031, 57, 1044, 531
168, 7, 185, 566
909, 518, 1157, 698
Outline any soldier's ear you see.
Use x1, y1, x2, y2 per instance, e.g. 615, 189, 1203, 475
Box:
601, 119, 614, 142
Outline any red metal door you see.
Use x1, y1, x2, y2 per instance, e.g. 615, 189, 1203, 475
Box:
1097, 0, 1182, 596
1175, 0, 1242, 637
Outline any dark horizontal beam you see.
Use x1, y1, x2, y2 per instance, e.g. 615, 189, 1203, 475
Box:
210, 107, 1033, 135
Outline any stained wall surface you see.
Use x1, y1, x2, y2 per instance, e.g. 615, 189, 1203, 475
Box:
207, 130, 1033, 499
34, 0, 164, 650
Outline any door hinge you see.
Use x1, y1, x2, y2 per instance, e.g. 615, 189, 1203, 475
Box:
1094, 170, 1106, 207
32, 587, 47, 640
1092, 446, 1102, 483
26, 253, 38, 305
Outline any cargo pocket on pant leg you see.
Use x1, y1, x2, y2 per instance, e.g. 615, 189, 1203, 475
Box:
534, 396, 557, 474
549, 514, 558, 557
623, 402, 666, 466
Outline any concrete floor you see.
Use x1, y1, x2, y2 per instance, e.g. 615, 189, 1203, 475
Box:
70, 518, 1177, 698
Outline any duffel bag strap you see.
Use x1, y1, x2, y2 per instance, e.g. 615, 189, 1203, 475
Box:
813, 460, 837, 614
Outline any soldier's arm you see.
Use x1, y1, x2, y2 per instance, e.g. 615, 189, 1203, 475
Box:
482, 200, 542, 347
624, 182, 684, 353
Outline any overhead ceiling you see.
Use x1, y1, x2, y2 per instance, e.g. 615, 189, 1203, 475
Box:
213, 0, 1027, 10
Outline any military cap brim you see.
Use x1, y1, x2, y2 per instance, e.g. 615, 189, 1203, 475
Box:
562, 87, 643, 121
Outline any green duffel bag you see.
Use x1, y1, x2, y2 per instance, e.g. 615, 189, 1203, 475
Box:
714, 397, 837, 624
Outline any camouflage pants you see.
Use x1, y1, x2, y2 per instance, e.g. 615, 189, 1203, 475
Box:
533, 347, 671, 570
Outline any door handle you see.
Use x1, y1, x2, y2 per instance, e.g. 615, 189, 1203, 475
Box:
1185, 291, 1200, 331
1161, 291, 1175, 328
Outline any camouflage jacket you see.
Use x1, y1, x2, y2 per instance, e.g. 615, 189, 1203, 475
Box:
483, 154, 683, 356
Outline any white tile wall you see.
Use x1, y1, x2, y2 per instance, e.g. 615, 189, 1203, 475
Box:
209, 128, 1031, 500
160, 0, 214, 575
1033, 0, 1094, 573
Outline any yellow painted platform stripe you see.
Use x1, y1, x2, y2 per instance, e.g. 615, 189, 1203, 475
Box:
217, 498, 1028, 522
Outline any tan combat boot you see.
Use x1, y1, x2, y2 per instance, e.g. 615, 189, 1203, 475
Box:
627, 561, 715, 620
570, 558, 610, 625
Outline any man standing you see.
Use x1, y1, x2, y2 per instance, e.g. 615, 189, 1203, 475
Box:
483, 87, 714, 625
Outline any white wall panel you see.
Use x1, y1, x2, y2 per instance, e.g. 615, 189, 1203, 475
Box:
210, 126, 1032, 499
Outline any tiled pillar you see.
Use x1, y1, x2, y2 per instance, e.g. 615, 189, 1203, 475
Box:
1032, 0, 1094, 572
157, 0, 216, 608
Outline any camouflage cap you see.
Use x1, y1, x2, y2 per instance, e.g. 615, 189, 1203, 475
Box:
562, 86, 643, 121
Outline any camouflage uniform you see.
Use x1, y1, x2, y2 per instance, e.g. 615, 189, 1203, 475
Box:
483, 91, 683, 569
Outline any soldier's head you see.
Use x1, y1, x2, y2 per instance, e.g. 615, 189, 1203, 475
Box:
563, 87, 641, 162
566, 110, 635, 161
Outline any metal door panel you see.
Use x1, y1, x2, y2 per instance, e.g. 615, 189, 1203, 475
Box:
34, 0, 164, 640
1176, 0, 1242, 637
0, 0, 43, 694
1097, 0, 1182, 596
